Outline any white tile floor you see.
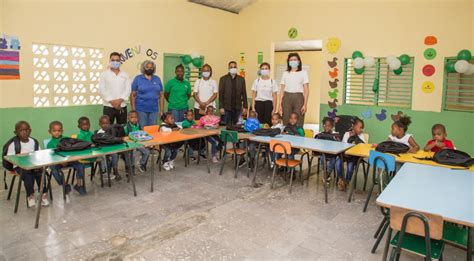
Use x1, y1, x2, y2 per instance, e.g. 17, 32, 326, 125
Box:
0, 156, 468, 260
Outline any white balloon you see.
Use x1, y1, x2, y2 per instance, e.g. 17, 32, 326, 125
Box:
363, 56, 375, 68
455, 60, 470, 73
388, 58, 401, 70
386, 55, 397, 64
353, 57, 365, 69
464, 63, 474, 75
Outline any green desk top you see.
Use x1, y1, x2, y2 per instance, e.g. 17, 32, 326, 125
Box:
3, 142, 142, 170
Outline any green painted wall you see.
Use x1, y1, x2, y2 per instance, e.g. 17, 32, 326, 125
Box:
319, 104, 474, 155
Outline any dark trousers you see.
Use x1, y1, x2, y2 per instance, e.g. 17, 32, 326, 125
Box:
103, 106, 127, 124
15, 168, 47, 197
194, 108, 203, 120
222, 109, 241, 126
282, 92, 304, 126
255, 100, 273, 126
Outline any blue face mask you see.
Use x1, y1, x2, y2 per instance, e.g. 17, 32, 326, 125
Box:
289, 60, 299, 68
110, 61, 121, 69
202, 71, 211, 78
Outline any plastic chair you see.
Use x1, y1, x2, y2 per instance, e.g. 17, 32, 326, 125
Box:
219, 130, 250, 178
363, 150, 396, 212
144, 125, 160, 134
269, 140, 303, 193
385, 207, 445, 261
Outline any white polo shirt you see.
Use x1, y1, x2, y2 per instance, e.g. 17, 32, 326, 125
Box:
280, 70, 309, 93
251, 78, 279, 101
99, 69, 132, 108
193, 78, 218, 109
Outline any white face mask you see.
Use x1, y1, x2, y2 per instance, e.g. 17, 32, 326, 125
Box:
229, 68, 238, 75
289, 60, 299, 69
260, 69, 269, 76
202, 71, 211, 78
110, 61, 121, 69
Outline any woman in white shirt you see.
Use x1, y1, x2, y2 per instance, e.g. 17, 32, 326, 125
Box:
278, 53, 310, 126
251, 62, 279, 125
193, 64, 218, 120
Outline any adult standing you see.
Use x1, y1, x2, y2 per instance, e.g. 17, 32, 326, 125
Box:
164, 64, 191, 122
251, 62, 279, 126
279, 53, 309, 126
193, 64, 218, 120
130, 60, 164, 127
219, 61, 247, 125
99, 52, 131, 124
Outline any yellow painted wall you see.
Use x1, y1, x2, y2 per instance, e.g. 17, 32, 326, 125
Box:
274, 51, 321, 123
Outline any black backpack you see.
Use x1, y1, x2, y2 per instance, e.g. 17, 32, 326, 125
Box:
226, 125, 246, 133
432, 149, 474, 167
91, 132, 125, 146
2, 136, 39, 171
56, 137, 92, 152
111, 124, 126, 138
347, 134, 365, 145
253, 128, 281, 137
315, 132, 339, 141
375, 141, 410, 155
335, 115, 355, 137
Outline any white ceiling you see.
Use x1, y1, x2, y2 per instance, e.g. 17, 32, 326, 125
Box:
188, 0, 256, 14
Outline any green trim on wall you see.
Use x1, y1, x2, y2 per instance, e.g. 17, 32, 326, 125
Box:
319, 103, 474, 155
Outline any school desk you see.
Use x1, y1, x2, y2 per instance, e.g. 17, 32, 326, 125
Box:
3, 142, 142, 228
376, 163, 473, 261
249, 135, 354, 203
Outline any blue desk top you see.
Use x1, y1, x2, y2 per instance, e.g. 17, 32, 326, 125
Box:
376, 163, 474, 226
250, 135, 354, 154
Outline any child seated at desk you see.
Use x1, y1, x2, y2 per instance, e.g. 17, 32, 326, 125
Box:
95, 115, 123, 180
4, 121, 48, 207
124, 110, 150, 173
160, 112, 184, 171
182, 109, 200, 161
424, 124, 455, 152
389, 115, 419, 153
199, 105, 221, 163
314, 117, 340, 183
47, 121, 86, 195
281, 112, 305, 160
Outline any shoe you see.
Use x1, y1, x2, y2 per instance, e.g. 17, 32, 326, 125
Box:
270, 162, 275, 169
212, 156, 219, 163
113, 168, 122, 181
79, 186, 87, 195
138, 164, 146, 173
238, 158, 246, 168
190, 156, 197, 161
27, 196, 36, 208
199, 152, 207, 159
64, 184, 72, 194
337, 178, 346, 191
41, 193, 50, 207
115, 174, 122, 181
163, 162, 171, 171
73, 184, 81, 194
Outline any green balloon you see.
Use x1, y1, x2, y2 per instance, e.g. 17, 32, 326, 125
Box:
352, 51, 364, 59
181, 55, 192, 65
354, 67, 365, 74
393, 67, 403, 75
457, 49, 472, 61
399, 54, 410, 65
372, 78, 380, 93
445, 61, 456, 73
191, 57, 202, 68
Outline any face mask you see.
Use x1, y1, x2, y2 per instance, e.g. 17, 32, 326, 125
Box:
110, 61, 121, 69
260, 69, 269, 76
229, 68, 238, 75
144, 69, 154, 76
202, 71, 211, 78
289, 60, 299, 69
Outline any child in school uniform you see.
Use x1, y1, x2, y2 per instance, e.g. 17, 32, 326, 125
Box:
181, 110, 201, 161
314, 117, 340, 182
160, 112, 184, 170
424, 124, 455, 152
95, 115, 122, 180
199, 105, 222, 163
47, 121, 86, 195
389, 115, 419, 153
77, 116, 94, 142
282, 112, 305, 159
124, 110, 150, 172
335, 118, 366, 191
4, 121, 48, 207
268, 113, 284, 168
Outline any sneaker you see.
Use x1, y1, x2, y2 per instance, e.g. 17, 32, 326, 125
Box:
27, 196, 36, 208
79, 186, 87, 195
270, 162, 275, 169
138, 164, 146, 173
169, 160, 175, 169
238, 158, 246, 168
212, 156, 219, 163
73, 184, 81, 194
163, 162, 171, 171
64, 184, 72, 194
41, 193, 50, 207
190, 156, 197, 161
337, 178, 346, 191
115, 174, 122, 181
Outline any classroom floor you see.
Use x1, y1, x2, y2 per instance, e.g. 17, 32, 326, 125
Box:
0, 157, 468, 260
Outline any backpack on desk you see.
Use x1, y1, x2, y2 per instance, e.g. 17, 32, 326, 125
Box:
432, 149, 474, 167
2, 136, 39, 171
56, 137, 92, 152
91, 132, 125, 146
375, 141, 409, 155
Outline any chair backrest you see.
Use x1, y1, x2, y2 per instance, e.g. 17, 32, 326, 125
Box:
369, 150, 395, 172
143, 125, 160, 135
390, 207, 444, 240
71, 134, 77, 139
269, 140, 291, 154
363, 133, 369, 143
43, 139, 51, 148
304, 129, 314, 138
220, 130, 238, 143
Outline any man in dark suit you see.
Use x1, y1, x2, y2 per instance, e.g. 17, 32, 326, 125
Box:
218, 61, 248, 125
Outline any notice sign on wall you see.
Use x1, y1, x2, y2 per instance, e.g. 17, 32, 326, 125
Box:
0, 34, 20, 80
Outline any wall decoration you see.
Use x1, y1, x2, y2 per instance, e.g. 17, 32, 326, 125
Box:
424, 36, 437, 45
0, 34, 21, 80
391, 111, 403, 122
361, 108, 372, 119
288, 27, 298, 39
454, 60, 470, 73
375, 109, 387, 121
328, 68, 338, 78
423, 48, 437, 60
181, 54, 192, 65
239, 52, 246, 64
329, 79, 339, 88
422, 81, 435, 93
445, 61, 456, 73
257, 51, 263, 64
328, 99, 338, 109
327, 57, 338, 68
327, 109, 337, 119
328, 88, 338, 99
363, 56, 375, 68
326, 37, 341, 54
456, 49, 472, 61
422, 64, 435, 77
239, 68, 246, 78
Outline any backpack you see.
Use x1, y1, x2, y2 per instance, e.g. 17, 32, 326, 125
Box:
128, 130, 153, 142
244, 118, 261, 132
335, 115, 355, 137
375, 141, 409, 155
253, 128, 281, 137
55, 137, 92, 152
110, 124, 126, 138
432, 149, 474, 167
2, 136, 39, 171
315, 132, 339, 141
226, 125, 246, 133
91, 132, 125, 146
347, 134, 365, 145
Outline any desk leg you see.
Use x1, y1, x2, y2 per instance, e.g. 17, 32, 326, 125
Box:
34, 167, 45, 228
128, 152, 137, 197
184, 141, 188, 167
197, 139, 201, 165
150, 147, 155, 193
468, 227, 472, 261
251, 143, 262, 187
323, 154, 328, 204
348, 157, 362, 203
206, 137, 210, 174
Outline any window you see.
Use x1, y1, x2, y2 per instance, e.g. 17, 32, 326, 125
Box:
443, 57, 474, 112
343, 57, 414, 108
32, 43, 105, 107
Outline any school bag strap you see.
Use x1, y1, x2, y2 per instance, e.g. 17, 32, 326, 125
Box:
2, 136, 21, 171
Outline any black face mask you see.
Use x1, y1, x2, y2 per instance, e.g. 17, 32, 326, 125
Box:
144, 69, 154, 76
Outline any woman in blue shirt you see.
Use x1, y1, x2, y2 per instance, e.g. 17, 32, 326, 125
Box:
130, 60, 164, 127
